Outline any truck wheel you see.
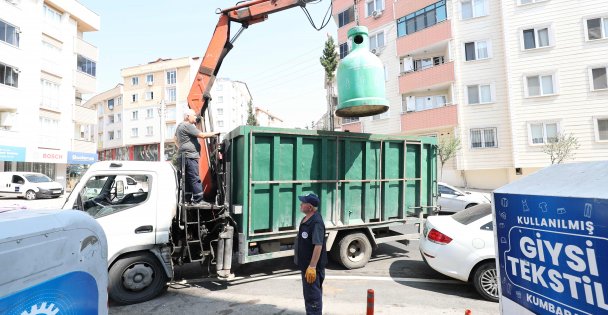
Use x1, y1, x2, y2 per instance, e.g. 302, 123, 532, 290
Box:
25, 190, 36, 200
336, 232, 372, 269
472, 261, 499, 302
109, 252, 169, 305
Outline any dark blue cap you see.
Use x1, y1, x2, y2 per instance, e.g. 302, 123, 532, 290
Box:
298, 193, 320, 207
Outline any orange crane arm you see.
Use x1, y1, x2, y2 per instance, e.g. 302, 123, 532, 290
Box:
187, 0, 315, 198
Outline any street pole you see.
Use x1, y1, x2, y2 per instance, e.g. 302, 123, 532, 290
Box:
159, 100, 166, 161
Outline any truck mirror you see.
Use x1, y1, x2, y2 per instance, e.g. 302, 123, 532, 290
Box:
116, 181, 125, 198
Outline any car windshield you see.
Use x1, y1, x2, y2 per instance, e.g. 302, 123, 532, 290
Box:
24, 174, 52, 183
452, 203, 492, 225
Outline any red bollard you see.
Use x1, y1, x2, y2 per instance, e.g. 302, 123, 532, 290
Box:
465, 310, 472, 315
366, 289, 375, 315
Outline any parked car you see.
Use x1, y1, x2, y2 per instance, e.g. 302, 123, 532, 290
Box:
0, 172, 64, 200
419, 203, 498, 302
438, 182, 490, 213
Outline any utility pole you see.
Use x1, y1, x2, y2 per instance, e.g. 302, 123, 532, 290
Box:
158, 100, 166, 161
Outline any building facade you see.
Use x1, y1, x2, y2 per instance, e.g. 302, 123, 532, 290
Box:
209, 78, 252, 136
0, 0, 99, 188
255, 107, 284, 128
333, 0, 608, 189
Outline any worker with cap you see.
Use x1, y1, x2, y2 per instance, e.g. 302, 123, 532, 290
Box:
174, 108, 219, 205
295, 193, 327, 315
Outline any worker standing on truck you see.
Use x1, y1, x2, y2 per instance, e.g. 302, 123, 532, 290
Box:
295, 193, 327, 315
174, 108, 219, 205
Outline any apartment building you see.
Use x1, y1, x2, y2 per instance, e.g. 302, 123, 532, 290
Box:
209, 78, 253, 136
0, 0, 99, 187
92, 59, 253, 161
333, 0, 608, 189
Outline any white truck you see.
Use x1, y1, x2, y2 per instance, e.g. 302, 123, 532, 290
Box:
0, 208, 108, 314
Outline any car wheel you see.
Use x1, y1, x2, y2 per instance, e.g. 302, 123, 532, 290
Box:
25, 190, 36, 200
473, 261, 499, 302
465, 203, 478, 209
109, 252, 169, 305
336, 232, 372, 269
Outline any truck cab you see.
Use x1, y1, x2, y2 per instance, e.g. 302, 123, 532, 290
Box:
63, 161, 178, 305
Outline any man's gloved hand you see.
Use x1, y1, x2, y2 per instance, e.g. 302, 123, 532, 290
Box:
305, 266, 316, 284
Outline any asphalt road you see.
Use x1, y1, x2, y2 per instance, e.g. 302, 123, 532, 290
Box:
0, 197, 499, 314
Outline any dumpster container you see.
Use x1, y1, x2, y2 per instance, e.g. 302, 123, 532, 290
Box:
493, 161, 608, 315
225, 126, 437, 266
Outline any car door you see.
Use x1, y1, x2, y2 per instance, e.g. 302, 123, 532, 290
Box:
11, 175, 25, 197
66, 173, 157, 261
438, 184, 465, 212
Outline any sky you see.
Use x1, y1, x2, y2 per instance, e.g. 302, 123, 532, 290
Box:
79, 0, 338, 128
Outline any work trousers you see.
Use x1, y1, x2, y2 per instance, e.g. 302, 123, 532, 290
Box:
300, 268, 325, 315
180, 157, 204, 203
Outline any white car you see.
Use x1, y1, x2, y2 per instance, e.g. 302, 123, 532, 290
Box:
0, 172, 64, 200
419, 204, 498, 302
438, 182, 491, 213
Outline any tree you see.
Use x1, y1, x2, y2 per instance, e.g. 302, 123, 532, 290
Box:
320, 35, 338, 131
438, 135, 461, 180
246, 100, 258, 126
542, 133, 580, 164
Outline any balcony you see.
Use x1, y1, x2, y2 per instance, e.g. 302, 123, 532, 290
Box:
401, 104, 458, 133
395, 0, 441, 19
72, 139, 96, 153
399, 62, 454, 94
74, 37, 98, 60
74, 70, 96, 94
397, 21, 451, 56
73, 104, 96, 124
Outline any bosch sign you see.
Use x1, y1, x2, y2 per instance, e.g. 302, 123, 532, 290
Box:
43, 153, 63, 160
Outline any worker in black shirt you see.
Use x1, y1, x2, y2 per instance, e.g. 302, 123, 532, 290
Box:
294, 193, 327, 315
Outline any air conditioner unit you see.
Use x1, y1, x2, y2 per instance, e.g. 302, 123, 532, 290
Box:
372, 10, 382, 18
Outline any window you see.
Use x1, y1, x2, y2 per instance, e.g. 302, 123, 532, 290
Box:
166, 87, 176, 102
108, 115, 114, 124
132, 93, 138, 102
39, 117, 59, 130
166, 124, 176, 137
338, 7, 355, 27
342, 117, 360, 124
132, 111, 139, 120
470, 128, 497, 148
116, 130, 122, 139
466, 84, 493, 104
218, 96, 223, 103
0, 19, 20, 47
461, 0, 487, 20
146, 126, 153, 136
369, 32, 385, 51
43, 4, 61, 23
0, 62, 19, 87
146, 74, 154, 84
365, 0, 384, 17
166, 107, 176, 120
146, 108, 153, 119
591, 67, 608, 90
116, 113, 122, 122
522, 27, 550, 49
131, 77, 139, 86
217, 120, 224, 128
464, 40, 490, 61
131, 128, 138, 137
145, 91, 154, 100
403, 95, 447, 112
42, 41, 61, 59
77, 55, 96, 77
217, 108, 224, 115
166, 70, 176, 85
77, 175, 151, 218
438, 184, 458, 195
339, 43, 349, 59
108, 131, 114, 141
75, 124, 94, 141
107, 98, 115, 109
595, 117, 608, 141
529, 122, 558, 144
526, 74, 556, 97
40, 79, 60, 109
216, 84, 223, 91
586, 17, 608, 41
396, 1, 447, 37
